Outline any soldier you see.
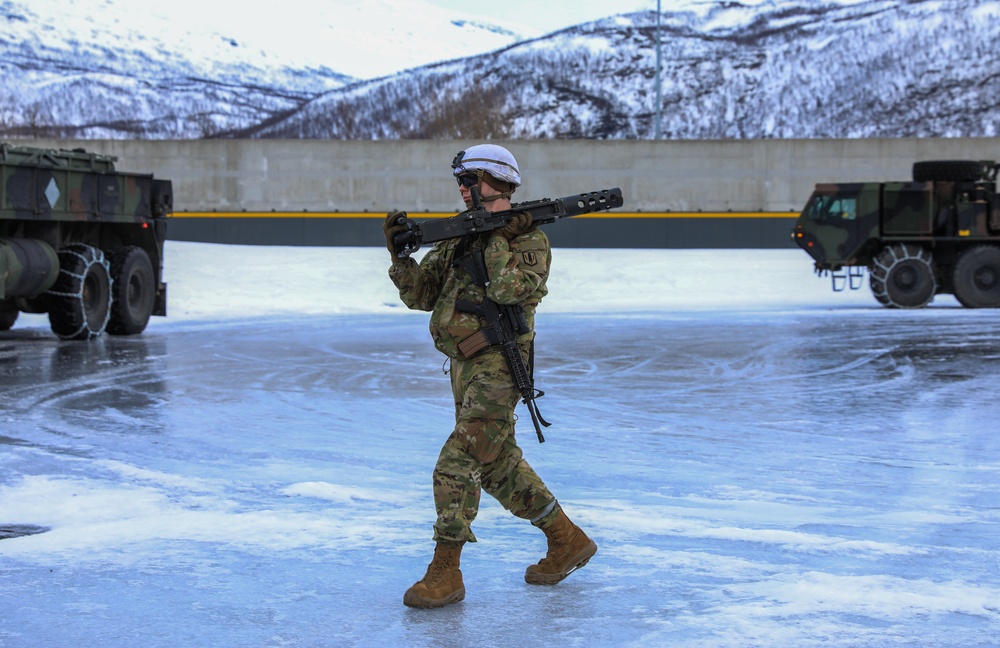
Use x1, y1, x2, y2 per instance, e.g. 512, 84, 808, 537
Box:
383, 144, 597, 609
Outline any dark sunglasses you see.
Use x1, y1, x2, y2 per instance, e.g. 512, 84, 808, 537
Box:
456, 173, 479, 188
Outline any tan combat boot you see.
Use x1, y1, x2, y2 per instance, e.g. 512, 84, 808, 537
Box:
525, 510, 597, 584
403, 541, 466, 608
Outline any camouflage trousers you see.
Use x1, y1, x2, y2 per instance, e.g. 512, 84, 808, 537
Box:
432, 347, 558, 543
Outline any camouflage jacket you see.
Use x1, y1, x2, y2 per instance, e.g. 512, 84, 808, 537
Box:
388, 228, 551, 360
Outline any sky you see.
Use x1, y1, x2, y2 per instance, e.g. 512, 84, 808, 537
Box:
422, 0, 655, 34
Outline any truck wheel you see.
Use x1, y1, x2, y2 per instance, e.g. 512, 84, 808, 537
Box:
912, 160, 984, 183
46, 244, 112, 340
106, 246, 155, 335
952, 245, 1000, 308
0, 302, 17, 331
869, 243, 936, 309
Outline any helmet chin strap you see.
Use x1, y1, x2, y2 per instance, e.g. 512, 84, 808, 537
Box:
470, 170, 497, 203
473, 170, 514, 202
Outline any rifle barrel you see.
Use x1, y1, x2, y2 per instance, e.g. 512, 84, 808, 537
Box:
393, 186, 624, 255
538, 187, 624, 223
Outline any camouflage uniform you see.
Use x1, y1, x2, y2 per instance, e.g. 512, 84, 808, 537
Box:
389, 227, 560, 543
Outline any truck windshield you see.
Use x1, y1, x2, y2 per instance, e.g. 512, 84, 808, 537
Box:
805, 194, 858, 222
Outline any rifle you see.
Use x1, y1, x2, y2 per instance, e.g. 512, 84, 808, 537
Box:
391, 187, 624, 258
453, 245, 549, 442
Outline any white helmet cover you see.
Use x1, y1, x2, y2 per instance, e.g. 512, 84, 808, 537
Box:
452, 144, 521, 187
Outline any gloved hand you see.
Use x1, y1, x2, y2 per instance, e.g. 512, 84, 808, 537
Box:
497, 211, 533, 240
383, 210, 410, 260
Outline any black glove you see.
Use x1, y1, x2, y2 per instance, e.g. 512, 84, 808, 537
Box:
383, 211, 409, 259
497, 211, 533, 240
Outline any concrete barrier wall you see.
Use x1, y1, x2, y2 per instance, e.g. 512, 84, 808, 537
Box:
18, 138, 1000, 247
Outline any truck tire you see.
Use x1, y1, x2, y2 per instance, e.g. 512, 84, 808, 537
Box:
46, 244, 112, 340
106, 246, 155, 335
869, 243, 937, 309
0, 302, 17, 331
952, 245, 1000, 308
912, 160, 984, 183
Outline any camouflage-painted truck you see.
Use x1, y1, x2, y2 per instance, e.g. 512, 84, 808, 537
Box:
0, 143, 171, 338
791, 159, 1000, 308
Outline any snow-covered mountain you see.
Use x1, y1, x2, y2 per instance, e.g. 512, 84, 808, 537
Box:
0, 0, 539, 138
256, 0, 1000, 140
2, 0, 998, 139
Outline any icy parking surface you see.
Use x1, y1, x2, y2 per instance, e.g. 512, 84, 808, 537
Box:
2, 244, 999, 647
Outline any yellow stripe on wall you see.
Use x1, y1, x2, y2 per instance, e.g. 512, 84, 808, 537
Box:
170, 211, 800, 220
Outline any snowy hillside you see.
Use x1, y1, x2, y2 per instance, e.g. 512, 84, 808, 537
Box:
0, 0, 538, 138
255, 0, 1000, 139
2, 0, 998, 139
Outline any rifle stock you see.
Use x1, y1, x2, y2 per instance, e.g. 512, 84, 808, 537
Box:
392, 187, 624, 257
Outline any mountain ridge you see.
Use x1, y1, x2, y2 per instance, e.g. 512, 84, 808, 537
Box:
2, 0, 997, 140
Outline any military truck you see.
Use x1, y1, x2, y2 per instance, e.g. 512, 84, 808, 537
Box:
791, 159, 1000, 309
1, 144, 171, 339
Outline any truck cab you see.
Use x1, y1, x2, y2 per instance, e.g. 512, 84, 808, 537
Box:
792, 160, 1000, 308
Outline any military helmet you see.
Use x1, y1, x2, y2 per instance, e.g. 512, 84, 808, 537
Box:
451, 144, 521, 187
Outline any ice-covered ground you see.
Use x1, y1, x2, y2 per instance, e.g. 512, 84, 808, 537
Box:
2, 242, 999, 647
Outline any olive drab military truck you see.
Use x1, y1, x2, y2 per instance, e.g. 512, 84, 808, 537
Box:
0, 143, 171, 339
791, 159, 1000, 309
